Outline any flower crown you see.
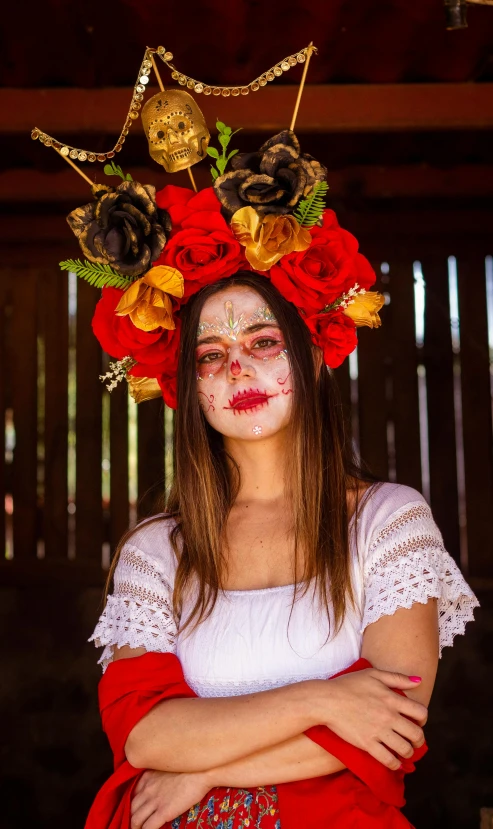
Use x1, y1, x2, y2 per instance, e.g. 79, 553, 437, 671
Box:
65, 127, 384, 409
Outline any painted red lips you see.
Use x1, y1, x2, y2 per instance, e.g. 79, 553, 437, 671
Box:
225, 388, 277, 412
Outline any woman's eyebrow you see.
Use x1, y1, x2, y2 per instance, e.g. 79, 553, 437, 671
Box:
196, 334, 224, 345
242, 322, 280, 334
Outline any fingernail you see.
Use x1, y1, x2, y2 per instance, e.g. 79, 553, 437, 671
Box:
399, 763, 404, 770
409, 676, 421, 682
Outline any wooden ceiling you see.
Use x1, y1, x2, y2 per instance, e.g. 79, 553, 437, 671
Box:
1, 0, 492, 223
2, 0, 493, 87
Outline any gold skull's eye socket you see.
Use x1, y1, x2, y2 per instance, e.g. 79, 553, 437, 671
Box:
166, 112, 193, 134
148, 113, 194, 145
149, 122, 169, 144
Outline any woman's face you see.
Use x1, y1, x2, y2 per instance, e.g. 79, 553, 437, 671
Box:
195, 286, 294, 440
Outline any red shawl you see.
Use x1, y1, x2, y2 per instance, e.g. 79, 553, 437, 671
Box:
85, 653, 426, 829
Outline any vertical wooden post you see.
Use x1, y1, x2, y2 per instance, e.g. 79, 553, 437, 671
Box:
75, 280, 103, 561
0, 273, 7, 555
422, 250, 460, 562
11, 271, 38, 558
109, 382, 130, 549
457, 251, 493, 577
357, 260, 390, 479
388, 258, 422, 492
137, 398, 165, 519
42, 268, 69, 558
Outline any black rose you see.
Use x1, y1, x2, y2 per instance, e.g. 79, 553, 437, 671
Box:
67, 181, 171, 278
213, 130, 327, 220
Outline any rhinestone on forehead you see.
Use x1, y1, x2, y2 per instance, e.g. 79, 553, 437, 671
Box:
197, 300, 246, 341
197, 303, 278, 340
242, 306, 278, 328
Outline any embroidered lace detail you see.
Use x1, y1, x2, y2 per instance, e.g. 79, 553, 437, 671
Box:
89, 544, 178, 671
362, 501, 479, 655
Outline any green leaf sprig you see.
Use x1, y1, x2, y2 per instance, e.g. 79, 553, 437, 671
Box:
103, 161, 133, 181
59, 259, 134, 290
207, 120, 242, 182
293, 181, 329, 228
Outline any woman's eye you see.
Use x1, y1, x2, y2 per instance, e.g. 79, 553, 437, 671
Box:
252, 338, 280, 349
198, 352, 223, 364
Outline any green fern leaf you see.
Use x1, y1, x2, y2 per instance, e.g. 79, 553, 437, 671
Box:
59, 259, 134, 290
293, 181, 329, 228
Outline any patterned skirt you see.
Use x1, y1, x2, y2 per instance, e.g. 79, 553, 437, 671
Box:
169, 785, 280, 828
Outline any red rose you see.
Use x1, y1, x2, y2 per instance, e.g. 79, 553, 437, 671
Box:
92, 287, 179, 377
305, 309, 358, 368
155, 184, 196, 228
128, 317, 181, 409
154, 185, 246, 298
157, 374, 178, 410
270, 210, 375, 316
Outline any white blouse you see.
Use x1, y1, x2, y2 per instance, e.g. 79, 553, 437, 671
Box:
90, 482, 479, 697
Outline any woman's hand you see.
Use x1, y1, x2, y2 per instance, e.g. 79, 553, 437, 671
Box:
311, 669, 428, 770
130, 769, 212, 829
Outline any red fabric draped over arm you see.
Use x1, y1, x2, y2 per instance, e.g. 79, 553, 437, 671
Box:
85, 653, 426, 829
85, 652, 197, 829
276, 658, 427, 829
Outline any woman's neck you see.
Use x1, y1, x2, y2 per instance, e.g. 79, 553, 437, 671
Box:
224, 430, 289, 503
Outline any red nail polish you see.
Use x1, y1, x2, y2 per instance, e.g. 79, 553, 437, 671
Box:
409, 676, 421, 682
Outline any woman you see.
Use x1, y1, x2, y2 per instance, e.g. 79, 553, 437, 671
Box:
89, 269, 478, 829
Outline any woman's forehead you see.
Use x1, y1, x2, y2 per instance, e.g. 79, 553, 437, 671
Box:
199, 287, 273, 322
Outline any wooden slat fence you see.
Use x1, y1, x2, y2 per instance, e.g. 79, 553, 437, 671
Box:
1, 237, 492, 585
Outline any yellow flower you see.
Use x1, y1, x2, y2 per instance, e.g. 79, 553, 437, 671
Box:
126, 375, 162, 404
343, 291, 385, 328
231, 206, 311, 271
115, 265, 184, 332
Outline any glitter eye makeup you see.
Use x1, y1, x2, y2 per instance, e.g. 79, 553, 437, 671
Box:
243, 330, 286, 362
196, 304, 279, 342
196, 301, 285, 378
197, 300, 246, 340
195, 344, 228, 380
241, 306, 278, 328
196, 348, 225, 364
195, 289, 294, 439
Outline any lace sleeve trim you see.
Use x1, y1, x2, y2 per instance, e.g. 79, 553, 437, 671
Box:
361, 502, 479, 656
88, 543, 178, 672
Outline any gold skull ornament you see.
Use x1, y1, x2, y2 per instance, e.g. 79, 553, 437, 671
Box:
141, 90, 210, 173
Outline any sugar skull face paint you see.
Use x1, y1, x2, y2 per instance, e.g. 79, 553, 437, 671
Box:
196, 287, 293, 440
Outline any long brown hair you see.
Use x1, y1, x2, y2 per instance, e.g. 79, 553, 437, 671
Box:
106, 272, 376, 635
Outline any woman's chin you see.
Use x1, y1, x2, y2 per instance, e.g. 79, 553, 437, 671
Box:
211, 416, 290, 441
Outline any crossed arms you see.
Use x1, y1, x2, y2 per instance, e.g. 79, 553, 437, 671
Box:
121, 599, 438, 784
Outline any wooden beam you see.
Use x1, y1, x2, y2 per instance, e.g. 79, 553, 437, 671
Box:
2, 210, 493, 256
2, 84, 493, 135
2, 164, 493, 204
0, 559, 107, 588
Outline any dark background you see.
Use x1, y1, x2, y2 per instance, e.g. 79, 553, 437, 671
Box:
1, 1, 493, 828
